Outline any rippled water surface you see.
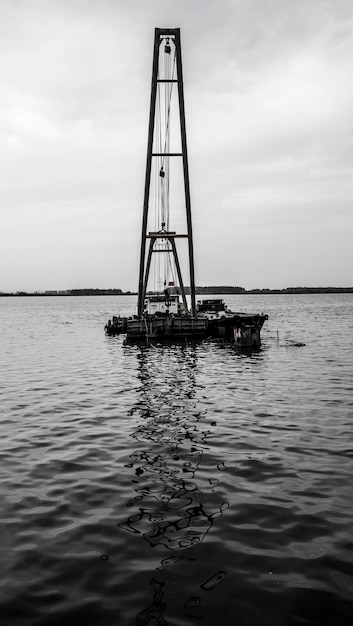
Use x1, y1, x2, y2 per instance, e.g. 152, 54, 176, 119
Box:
1, 294, 353, 625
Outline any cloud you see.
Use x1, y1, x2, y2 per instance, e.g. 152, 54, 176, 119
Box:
0, 0, 352, 291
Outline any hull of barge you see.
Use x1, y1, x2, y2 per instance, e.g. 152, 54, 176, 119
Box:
126, 315, 208, 340
105, 311, 268, 347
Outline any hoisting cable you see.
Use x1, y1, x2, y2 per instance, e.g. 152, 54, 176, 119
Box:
161, 40, 176, 287
160, 48, 176, 172
152, 39, 177, 291
160, 43, 176, 237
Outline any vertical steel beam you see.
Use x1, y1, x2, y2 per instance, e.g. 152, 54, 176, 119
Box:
174, 29, 196, 316
168, 237, 189, 314
141, 238, 155, 308
137, 30, 161, 317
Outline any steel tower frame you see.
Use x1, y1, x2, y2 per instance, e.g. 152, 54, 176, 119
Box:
137, 28, 196, 317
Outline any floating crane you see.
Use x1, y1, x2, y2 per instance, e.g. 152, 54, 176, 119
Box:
105, 28, 268, 345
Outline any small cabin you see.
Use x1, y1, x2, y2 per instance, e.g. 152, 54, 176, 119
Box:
196, 299, 227, 314
144, 293, 180, 316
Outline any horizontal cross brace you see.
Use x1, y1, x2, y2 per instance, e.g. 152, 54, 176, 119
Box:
148, 231, 176, 235
158, 32, 177, 38
157, 79, 178, 83
152, 153, 183, 156
147, 232, 188, 239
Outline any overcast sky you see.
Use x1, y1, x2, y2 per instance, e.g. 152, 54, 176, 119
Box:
1, 0, 352, 292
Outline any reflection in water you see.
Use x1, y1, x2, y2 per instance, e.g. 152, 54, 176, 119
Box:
118, 344, 229, 623
157, 555, 194, 571
119, 345, 228, 550
136, 578, 167, 626
201, 570, 227, 590
119, 484, 228, 550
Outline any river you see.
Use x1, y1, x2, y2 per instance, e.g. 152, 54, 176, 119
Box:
1, 294, 352, 625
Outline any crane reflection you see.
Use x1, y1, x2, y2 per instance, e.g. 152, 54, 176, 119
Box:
118, 343, 228, 551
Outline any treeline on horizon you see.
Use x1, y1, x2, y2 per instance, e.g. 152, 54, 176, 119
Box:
0, 288, 136, 296
192, 286, 353, 294
1, 286, 353, 296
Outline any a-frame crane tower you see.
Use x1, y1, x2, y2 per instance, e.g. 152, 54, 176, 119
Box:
137, 28, 196, 318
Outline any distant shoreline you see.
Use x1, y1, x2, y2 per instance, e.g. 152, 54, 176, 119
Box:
1, 287, 353, 297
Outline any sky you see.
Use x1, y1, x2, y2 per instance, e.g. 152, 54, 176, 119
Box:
1, 0, 353, 292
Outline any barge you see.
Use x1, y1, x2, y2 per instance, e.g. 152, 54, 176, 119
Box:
105, 292, 267, 346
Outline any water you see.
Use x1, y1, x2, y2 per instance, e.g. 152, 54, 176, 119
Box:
1, 294, 353, 625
